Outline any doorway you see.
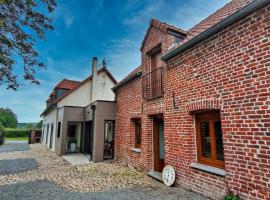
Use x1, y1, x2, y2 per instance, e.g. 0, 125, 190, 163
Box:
104, 120, 115, 160
66, 122, 82, 153
153, 117, 164, 172
83, 121, 92, 157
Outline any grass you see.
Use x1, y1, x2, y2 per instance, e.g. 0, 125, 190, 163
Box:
5, 137, 28, 141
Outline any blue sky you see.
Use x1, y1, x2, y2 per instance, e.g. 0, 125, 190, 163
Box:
0, 0, 230, 123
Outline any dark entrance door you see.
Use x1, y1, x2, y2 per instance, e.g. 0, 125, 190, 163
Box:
153, 117, 164, 172
84, 121, 92, 156
104, 120, 115, 160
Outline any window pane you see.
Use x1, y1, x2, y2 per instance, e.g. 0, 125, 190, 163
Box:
159, 121, 164, 160
200, 122, 211, 158
135, 120, 141, 147
215, 121, 224, 161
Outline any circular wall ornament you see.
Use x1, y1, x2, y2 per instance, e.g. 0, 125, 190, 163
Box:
162, 165, 176, 186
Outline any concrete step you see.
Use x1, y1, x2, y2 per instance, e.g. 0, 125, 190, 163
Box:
147, 170, 163, 182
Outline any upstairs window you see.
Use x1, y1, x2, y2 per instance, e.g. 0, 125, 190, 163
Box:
195, 111, 225, 169
151, 50, 162, 71
134, 119, 142, 148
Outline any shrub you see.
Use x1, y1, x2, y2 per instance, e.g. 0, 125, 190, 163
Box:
3, 129, 30, 138
224, 194, 240, 200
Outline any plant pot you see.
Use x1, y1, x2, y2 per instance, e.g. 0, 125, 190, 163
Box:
70, 142, 76, 153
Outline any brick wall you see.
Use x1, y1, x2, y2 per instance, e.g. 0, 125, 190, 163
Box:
115, 5, 270, 200
165, 5, 270, 199
115, 25, 172, 171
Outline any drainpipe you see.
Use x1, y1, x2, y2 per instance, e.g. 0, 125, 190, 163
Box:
90, 104, 96, 161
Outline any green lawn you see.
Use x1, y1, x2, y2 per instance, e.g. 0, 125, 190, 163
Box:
5, 137, 28, 141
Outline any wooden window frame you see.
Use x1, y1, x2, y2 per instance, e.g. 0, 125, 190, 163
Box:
134, 119, 142, 149
195, 111, 225, 169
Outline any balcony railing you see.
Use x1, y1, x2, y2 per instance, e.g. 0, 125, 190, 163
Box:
142, 67, 164, 99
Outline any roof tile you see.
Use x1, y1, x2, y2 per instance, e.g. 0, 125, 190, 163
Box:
55, 79, 81, 90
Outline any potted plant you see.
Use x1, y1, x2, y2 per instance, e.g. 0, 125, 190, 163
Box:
68, 138, 77, 153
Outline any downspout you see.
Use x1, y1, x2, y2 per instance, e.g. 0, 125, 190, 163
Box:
90, 104, 96, 161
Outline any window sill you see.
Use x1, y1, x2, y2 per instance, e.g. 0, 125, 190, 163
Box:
145, 93, 164, 101
190, 162, 226, 176
130, 148, 141, 153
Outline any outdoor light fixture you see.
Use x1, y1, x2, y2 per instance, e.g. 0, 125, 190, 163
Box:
172, 92, 178, 109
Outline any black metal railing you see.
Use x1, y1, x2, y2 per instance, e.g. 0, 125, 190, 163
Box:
142, 67, 164, 99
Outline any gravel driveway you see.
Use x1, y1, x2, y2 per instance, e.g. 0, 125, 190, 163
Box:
0, 141, 30, 153
0, 158, 38, 175
0, 180, 206, 200
0, 143, 208, 200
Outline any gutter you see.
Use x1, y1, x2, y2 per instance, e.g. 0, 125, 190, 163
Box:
161, 0, 270, 61
112, 71, 142, 92
40, 104, 56, 117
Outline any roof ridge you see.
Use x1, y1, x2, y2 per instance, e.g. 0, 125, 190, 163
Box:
188, 0, 252, 34
151, 18, 187, 33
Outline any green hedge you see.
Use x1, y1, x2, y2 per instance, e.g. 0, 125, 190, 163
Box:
2, 129, 30, 138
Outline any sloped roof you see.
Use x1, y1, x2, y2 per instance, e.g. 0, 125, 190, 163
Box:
140, 18, 187, 50
183, 0, 252, 44
55, 79, 81, 90
162, 0, 260, 60
112, 66, 142, 91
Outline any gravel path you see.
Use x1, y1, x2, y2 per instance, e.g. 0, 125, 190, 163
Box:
0, 143, 208, 200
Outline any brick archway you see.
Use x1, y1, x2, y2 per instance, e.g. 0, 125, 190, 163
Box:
186, 99, 222, 112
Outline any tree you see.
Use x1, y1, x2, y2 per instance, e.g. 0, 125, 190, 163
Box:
0, 107, 18, 128
26, 122, 35, 129
0, 121, 4, 130
0, 0, 56, 90
35, 120, 43, 129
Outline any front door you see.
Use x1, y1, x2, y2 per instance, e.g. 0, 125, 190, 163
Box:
153, 117, 164, 172
83, 121, 92, 155
104, 120, 114, 160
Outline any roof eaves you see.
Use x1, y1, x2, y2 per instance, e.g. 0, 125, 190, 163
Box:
162, 0, 269, 61
112, 71, 142, 92
40, 103, 56, 117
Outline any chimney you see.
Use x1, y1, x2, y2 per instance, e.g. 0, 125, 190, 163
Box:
91, 57, 98, 103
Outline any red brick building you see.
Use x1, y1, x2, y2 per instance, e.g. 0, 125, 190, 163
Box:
113, 0, 270, 199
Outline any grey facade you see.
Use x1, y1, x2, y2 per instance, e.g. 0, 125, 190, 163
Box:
54, 101, 116, 162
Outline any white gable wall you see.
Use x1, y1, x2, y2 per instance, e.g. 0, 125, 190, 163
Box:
92, 71, 115, 102
57, 79, 92, 107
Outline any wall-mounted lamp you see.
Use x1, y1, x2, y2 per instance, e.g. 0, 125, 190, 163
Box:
172, 92, 179, 109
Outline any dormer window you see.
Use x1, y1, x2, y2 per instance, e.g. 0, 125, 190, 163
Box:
175, 36, 183, 44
